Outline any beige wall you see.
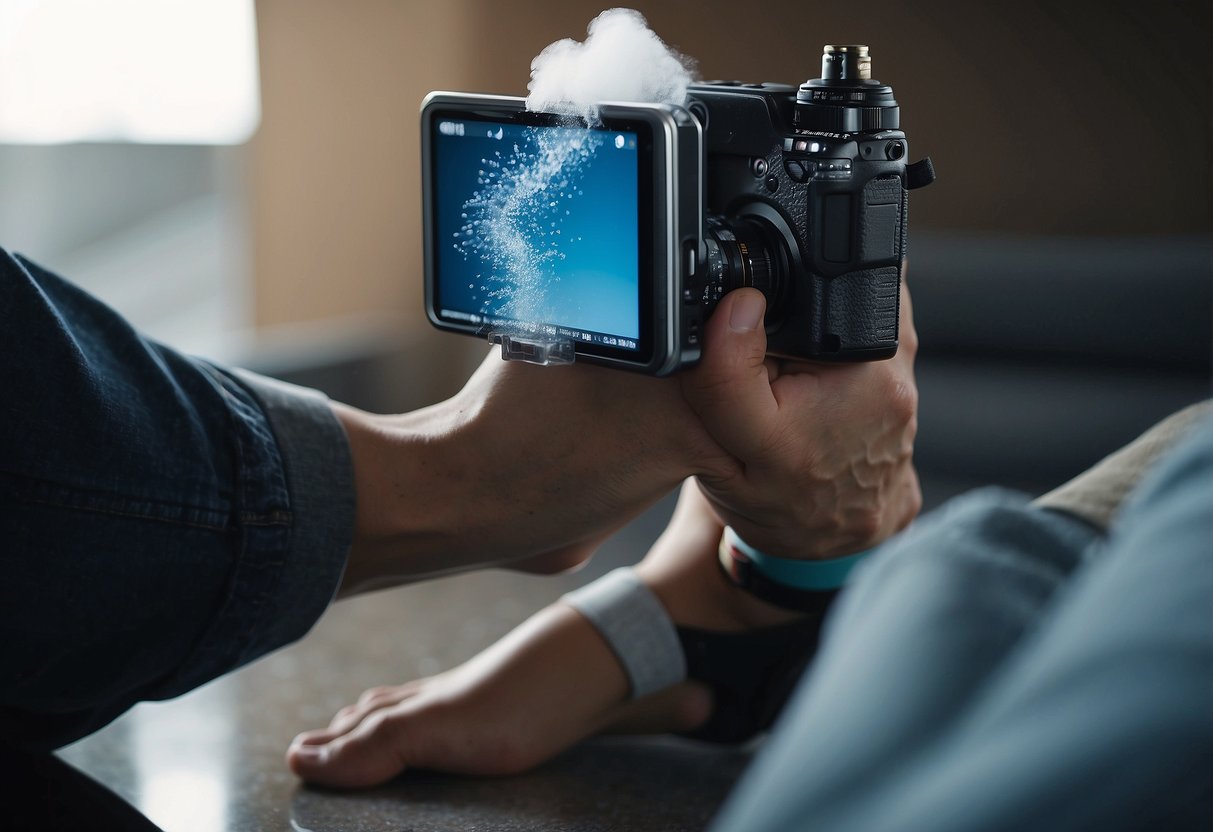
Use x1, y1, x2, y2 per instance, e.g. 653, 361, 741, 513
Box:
251, 0, 1211, 330
252, 0, 477, 331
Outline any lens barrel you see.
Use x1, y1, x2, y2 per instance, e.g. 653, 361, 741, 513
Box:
795, 44, 899, 133
821, 45, 871, 81
703, 215, 785, 313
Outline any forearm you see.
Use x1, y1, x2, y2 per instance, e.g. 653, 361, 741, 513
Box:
331, 401, 478, 595
331, 360, 714, 596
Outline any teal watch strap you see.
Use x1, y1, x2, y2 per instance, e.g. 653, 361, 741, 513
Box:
724, 526, 874, 592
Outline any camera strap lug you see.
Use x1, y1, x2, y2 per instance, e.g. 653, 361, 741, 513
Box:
906, 157, 936, 190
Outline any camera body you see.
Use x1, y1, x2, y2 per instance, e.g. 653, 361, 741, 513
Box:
422, 46, 932, 375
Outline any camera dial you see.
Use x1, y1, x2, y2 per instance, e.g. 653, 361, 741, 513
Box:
822, 44, 871, 80
795, 45, 899, 133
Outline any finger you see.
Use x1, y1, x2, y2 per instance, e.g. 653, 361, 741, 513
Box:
897, 266, 918, 360
681, 288, 779, 461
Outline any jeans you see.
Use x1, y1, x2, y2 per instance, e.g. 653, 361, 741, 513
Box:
0, 250, 355, 750
712, 417, 1213, 830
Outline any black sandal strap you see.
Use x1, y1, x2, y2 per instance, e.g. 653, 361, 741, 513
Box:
675, 607, 834, 744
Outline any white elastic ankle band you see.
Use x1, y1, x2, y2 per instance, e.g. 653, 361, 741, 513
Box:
561, 568, 686, 699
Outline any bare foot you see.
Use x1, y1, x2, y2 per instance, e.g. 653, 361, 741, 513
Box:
288, 482, 804, 788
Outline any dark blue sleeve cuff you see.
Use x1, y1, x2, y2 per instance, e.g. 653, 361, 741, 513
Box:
226, 369, 355, 653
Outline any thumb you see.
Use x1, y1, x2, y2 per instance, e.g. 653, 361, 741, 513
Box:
681, 288, 778, 460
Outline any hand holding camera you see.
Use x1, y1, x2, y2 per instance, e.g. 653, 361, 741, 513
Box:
383, 43, 929, 579
683, 276, 921, 559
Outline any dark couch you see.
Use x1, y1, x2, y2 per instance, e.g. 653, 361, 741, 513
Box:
910, 231, 1212, 508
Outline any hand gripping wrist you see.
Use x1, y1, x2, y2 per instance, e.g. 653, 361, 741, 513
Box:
717, 526, 875, 612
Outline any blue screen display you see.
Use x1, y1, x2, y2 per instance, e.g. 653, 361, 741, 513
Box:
432, 117, 640, 350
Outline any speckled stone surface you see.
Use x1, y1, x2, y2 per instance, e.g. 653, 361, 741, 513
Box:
27, 493, 757, 831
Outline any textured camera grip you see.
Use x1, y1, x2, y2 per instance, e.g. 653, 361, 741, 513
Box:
860, 177, 904, 263
823, 265, 900, 355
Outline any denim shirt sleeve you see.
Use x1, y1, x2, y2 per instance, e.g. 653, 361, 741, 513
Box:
0, 248, 355, 749
225, 367, 356, 649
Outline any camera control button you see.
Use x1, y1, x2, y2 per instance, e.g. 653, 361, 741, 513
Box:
785, 159, 814, 182
683, 240, 699, 278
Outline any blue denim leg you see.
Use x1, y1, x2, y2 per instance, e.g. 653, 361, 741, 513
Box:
0, 250, 355, 750
711, 417, 1213, 831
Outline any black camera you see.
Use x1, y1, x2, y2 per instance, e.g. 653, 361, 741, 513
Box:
422, 45, 934, 375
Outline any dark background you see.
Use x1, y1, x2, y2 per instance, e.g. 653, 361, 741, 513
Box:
451, 0, 1212, 235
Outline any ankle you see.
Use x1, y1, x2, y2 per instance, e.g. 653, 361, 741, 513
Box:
637, 546, 805, 633
706, 566, 808, 630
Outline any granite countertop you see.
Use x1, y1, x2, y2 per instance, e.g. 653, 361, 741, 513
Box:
12, 495, 755, 831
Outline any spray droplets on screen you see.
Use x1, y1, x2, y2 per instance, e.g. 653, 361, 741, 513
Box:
453, 128, 603, 326
453, 8, 696, 338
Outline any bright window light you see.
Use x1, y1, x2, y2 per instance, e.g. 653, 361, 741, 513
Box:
0, 0, 260, 144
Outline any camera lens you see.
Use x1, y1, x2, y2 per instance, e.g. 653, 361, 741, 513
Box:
795, 44, 899, 133
702, 215, 786, 313
821, 45, 871, 81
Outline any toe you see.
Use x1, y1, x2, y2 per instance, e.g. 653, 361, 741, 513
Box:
325, 685, 419, 736
289, 710, 410, 788
292, 728, 336, 747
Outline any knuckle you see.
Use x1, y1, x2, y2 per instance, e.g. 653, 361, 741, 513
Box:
887, 377, 919, 426
359, 686, 393, 704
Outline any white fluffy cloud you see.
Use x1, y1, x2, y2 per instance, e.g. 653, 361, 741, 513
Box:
526, 8, 695, 121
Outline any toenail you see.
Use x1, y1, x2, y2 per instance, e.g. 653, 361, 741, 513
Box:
293, 744, 330, 764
